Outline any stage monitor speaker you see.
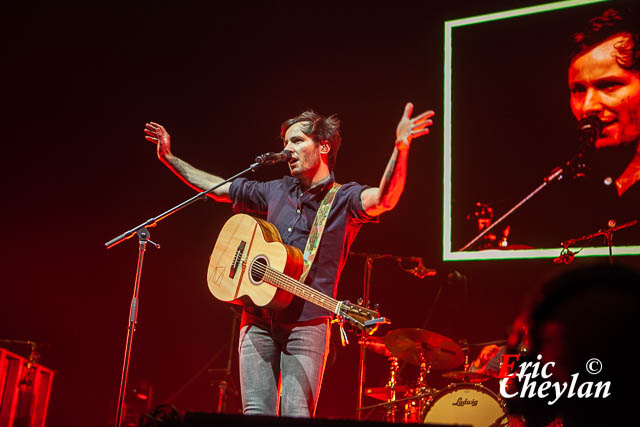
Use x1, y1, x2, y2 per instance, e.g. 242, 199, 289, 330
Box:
0, 347, 54, 427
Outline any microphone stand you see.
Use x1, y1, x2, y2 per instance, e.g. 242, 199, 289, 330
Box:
560, 220, 637, 265
105, 159, 266, 427
348, 252, 394, 420
459, 143, 592, 252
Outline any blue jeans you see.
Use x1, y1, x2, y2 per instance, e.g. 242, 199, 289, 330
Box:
238, 316, 330, 417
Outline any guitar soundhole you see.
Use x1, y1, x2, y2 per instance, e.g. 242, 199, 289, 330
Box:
249, 256, 269, 284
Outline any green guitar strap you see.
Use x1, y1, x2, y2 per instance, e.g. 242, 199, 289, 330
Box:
299, 182, 342, 283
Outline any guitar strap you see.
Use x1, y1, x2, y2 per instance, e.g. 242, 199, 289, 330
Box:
299, 182, 342, 283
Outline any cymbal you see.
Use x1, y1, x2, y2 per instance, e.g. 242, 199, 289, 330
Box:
383, 328, 464, 370
359, 336, 391, 357
364, 385, 409, 401
441, 371, 490, 383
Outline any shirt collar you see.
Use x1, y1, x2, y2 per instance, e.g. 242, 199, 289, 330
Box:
285, 171, 335, 197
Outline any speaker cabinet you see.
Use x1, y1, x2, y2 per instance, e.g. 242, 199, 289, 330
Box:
0, 347, 54, 427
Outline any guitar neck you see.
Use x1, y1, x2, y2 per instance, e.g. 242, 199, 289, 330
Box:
261, 266, 339, 314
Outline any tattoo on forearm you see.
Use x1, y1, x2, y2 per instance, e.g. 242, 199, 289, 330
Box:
382, 156, 397, 183
378, 150, 406, 204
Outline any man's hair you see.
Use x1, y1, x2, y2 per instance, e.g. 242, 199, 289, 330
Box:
280, 110, 341, 170
571, 6, 639, 71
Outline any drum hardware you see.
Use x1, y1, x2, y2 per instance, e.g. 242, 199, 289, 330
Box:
358, 336, 391, 358
371, 337, 439, 423
462, 343, 470, 371
386, 356, 400, 422
364, 384, 409, 401
357, 329, 518, 425
383, 328, 465, 370
348, 252, 393, 421
402, 353, 433, 423
357, 390, 436, 413
360, 352, 435, 423
357, 328, 464, 423
417, 354, 430, 388
438, 339, 491, 383
402, 387, 434, 423
441, 371, 491, 383
349, 252, 438, 420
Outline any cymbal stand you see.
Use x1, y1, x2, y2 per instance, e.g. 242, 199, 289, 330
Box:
410, 354, 431, 423
385, 356, 400, 423
459, 339, 470, 371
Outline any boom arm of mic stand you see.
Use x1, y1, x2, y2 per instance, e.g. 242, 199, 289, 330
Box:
562, 220, 639, 249
105, 162, 261, 249
459, 167, 563, 252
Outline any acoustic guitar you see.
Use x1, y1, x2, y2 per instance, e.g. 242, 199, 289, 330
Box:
207, 214, 387, 333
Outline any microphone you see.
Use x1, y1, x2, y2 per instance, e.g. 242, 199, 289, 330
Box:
254, 150, 293, 165
577, 116, 603, 149
557, 116, 603, 181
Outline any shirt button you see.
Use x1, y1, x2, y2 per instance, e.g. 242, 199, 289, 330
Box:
287, 227, 292, 232
296, 209, 301, 214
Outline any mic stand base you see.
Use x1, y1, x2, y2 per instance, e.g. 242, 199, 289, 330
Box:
216, 308, 240, 413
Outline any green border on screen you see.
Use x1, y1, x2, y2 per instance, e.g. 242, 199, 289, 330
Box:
440, 0, 640, 261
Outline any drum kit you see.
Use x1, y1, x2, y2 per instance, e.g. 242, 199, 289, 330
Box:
358, 328, 511, 427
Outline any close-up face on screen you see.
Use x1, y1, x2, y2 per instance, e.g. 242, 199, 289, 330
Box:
443, 0, 640, 261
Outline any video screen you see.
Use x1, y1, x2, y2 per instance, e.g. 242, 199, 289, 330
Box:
443, 0, 640, 261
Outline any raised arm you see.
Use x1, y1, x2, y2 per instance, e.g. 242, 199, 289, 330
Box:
361, 103, 434, 216
144, 122, 231, 203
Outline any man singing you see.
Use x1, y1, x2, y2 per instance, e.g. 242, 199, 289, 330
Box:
144, 103, 434, 417
568, 6, 640, 196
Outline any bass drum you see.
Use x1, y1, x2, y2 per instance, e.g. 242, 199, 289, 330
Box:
422, 383, 509, 427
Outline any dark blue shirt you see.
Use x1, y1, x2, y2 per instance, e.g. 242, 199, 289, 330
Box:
229, 173, 376, 322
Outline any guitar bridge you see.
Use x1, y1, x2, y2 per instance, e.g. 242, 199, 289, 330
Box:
230, 240, 246, 279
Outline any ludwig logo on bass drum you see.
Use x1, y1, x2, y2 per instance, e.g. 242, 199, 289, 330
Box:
452, 397, 478, 407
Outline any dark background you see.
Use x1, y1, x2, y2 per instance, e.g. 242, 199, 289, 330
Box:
1, 1, 638, 426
